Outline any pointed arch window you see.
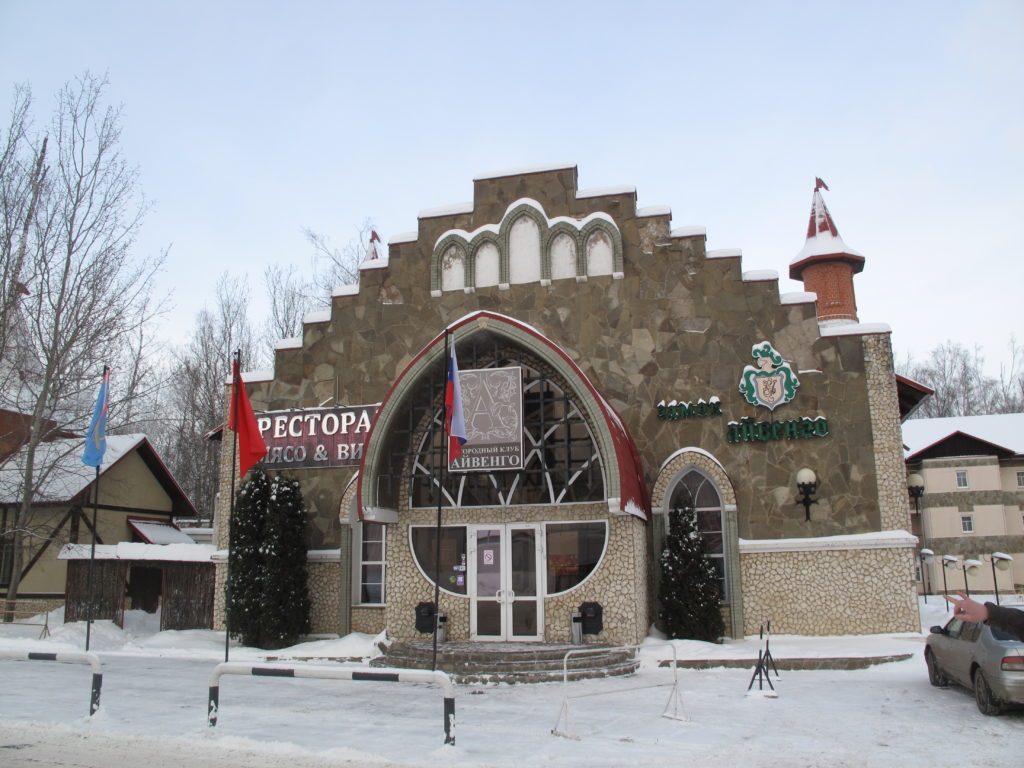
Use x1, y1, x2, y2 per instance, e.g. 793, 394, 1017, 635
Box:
667, 470, 727, 600
381, 343, 606, 510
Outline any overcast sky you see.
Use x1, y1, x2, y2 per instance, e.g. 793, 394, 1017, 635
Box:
2, 1, 1021, 376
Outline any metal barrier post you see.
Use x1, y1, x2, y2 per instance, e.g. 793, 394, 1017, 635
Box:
0, 650, 103, 716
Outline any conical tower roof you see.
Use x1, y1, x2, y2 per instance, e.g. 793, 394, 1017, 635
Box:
789, 178, 865, 280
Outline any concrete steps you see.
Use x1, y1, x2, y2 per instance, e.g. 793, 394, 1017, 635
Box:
370, 640, 640, 684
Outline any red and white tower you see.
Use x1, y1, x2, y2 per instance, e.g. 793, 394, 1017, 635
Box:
789, 179, 865, 324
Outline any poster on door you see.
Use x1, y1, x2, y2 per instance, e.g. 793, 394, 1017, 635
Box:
449, 367, 523, 473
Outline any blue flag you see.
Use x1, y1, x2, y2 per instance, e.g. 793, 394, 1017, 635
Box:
82, 368, 110, 468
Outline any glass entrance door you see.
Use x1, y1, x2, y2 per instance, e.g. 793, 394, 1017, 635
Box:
469, 524, 543, 641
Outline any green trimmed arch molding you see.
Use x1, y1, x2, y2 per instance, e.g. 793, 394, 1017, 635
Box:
430, 199, 624, 294
357, 311, 645, 522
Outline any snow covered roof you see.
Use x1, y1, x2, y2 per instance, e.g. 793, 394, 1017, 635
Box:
128, 519, 195, 545
0, 434, 143, 504
789, 182, 865, 280
58, 542, 215, 562
902, 413, 1024, 459
0, 434, 196, 516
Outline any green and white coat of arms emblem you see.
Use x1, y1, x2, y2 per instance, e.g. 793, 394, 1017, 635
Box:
739, 341, 799, 411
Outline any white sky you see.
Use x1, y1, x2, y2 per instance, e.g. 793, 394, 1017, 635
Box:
2, 1, 1022, 376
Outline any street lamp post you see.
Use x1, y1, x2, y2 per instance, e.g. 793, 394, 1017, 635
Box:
795, 468, 818, 523
961, 559, 981, 598
919, 548, 934, 604
941, 555, 959, 596
987, 552, 1014, 605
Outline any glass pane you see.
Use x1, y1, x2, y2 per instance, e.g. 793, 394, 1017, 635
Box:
362, 564, 382, 585
410, 526, 468, 594
696, 509, 722, 534
512, 600, 537, 636
545, 522, 607, 594
510, 529, 536, 595
702, 532, 723, 553
476, 600, 501, 636
363, 522, 383, 543
362, 542, 383, 561
360, 583, 382, 604
476, 529, 501, 598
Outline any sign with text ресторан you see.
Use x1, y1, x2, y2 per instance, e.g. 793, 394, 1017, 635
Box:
256, 405, 377, 469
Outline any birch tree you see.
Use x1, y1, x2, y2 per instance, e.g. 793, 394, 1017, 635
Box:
1, 74, 165, 613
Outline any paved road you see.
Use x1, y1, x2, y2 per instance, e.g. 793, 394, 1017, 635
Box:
0, 722, 406, 768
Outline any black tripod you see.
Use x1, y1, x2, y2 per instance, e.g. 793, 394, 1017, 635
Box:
747, 620, 780, 695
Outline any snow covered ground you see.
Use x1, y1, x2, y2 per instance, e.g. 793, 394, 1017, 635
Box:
0, 598, 1021, 767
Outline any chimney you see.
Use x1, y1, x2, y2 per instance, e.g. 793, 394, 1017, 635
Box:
788, 179, 865, 323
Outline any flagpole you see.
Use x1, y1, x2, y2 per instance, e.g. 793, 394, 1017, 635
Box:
225, 349, 239, 663
84, 464, 100, 651
84, 364, 108, 652
432, 332, 448, 672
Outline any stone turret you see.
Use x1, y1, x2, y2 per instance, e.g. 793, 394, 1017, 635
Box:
789, 179, 865, 323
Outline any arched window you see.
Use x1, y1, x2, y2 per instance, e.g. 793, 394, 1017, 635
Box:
667, 470, 726, 599
404, 347, 605, 509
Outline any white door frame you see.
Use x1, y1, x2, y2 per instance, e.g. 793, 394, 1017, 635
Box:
468, 523, 545, 641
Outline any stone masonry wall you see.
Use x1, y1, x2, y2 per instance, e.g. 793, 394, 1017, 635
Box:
382, 502, 649, 646
740, 546, 919, 635
863, 333, 913, 533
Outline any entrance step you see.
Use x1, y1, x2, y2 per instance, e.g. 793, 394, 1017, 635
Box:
371, 640, 640, 684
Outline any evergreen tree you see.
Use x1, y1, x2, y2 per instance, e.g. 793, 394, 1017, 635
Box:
657, 504, 725, 642
227, 469, 311, 649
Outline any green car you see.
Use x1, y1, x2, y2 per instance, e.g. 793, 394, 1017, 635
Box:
925, 608, 1024, 715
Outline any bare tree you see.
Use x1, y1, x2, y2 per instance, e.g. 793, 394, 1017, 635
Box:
157, 274, 260, 520
1, 74, 166, 613
259, 263, 315, 360
898, 339, 1023, 418
303, 217, 376, 303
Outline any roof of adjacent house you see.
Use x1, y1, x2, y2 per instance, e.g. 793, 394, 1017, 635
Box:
0, 434, 197, 516
902, 413, 1024, 461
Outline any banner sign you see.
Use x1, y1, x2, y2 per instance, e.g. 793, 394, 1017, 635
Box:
450, 367, 523, 472
256, 405, 377, 469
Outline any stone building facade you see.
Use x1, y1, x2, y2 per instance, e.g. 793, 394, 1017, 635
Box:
212, 164, 919, 643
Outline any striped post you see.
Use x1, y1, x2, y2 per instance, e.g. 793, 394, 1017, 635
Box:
1, 651, 103, 715
207, 662, 456, 745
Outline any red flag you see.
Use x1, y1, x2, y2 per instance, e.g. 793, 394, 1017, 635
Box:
228, 359, 267, 478
444, 344, 467, 462
815, 177, 829, 191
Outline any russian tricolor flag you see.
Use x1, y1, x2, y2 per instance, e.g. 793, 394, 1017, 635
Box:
444, 344, 467, 461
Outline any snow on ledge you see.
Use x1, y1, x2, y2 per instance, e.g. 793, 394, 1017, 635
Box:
332, 283, 359, 298
781, 291, 818, 304
60, 543, 216, 562
706, 248, 742, 259
418, 201, 473, 218
819, 322, 892, 337
222, 368, 273, 384
359, 255, 389, 270
636, 205, 671, 217
473, 162, 576, 181
672, 226, 706, 238
388, 231, 418, 244
742, 269, 779, 282
304, 308, 332, 324
739, 530, 918, 554
275, 337, 302, 350
577, 184, 636, 199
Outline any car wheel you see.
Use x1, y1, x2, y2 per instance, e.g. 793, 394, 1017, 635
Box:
925, 650, 947, 687
973, 670, 1002, 716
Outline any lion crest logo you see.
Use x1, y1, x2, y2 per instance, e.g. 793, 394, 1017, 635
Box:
739, 341, 799, 411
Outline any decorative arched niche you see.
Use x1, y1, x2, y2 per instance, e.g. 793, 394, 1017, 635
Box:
652, 448, 743, 639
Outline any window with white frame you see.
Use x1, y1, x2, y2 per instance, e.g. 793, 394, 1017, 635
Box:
1017, 470, 1024, 488
955, 470, 968, 489
960, 514, 974, 534
357, 521, 386, 604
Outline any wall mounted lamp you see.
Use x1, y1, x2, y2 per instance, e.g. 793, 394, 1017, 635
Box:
795, 467, 818, 522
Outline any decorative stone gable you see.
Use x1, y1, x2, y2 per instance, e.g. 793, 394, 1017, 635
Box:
430, 199, 624, 295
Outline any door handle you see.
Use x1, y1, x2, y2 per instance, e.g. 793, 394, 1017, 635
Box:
508, 590, 516, 602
